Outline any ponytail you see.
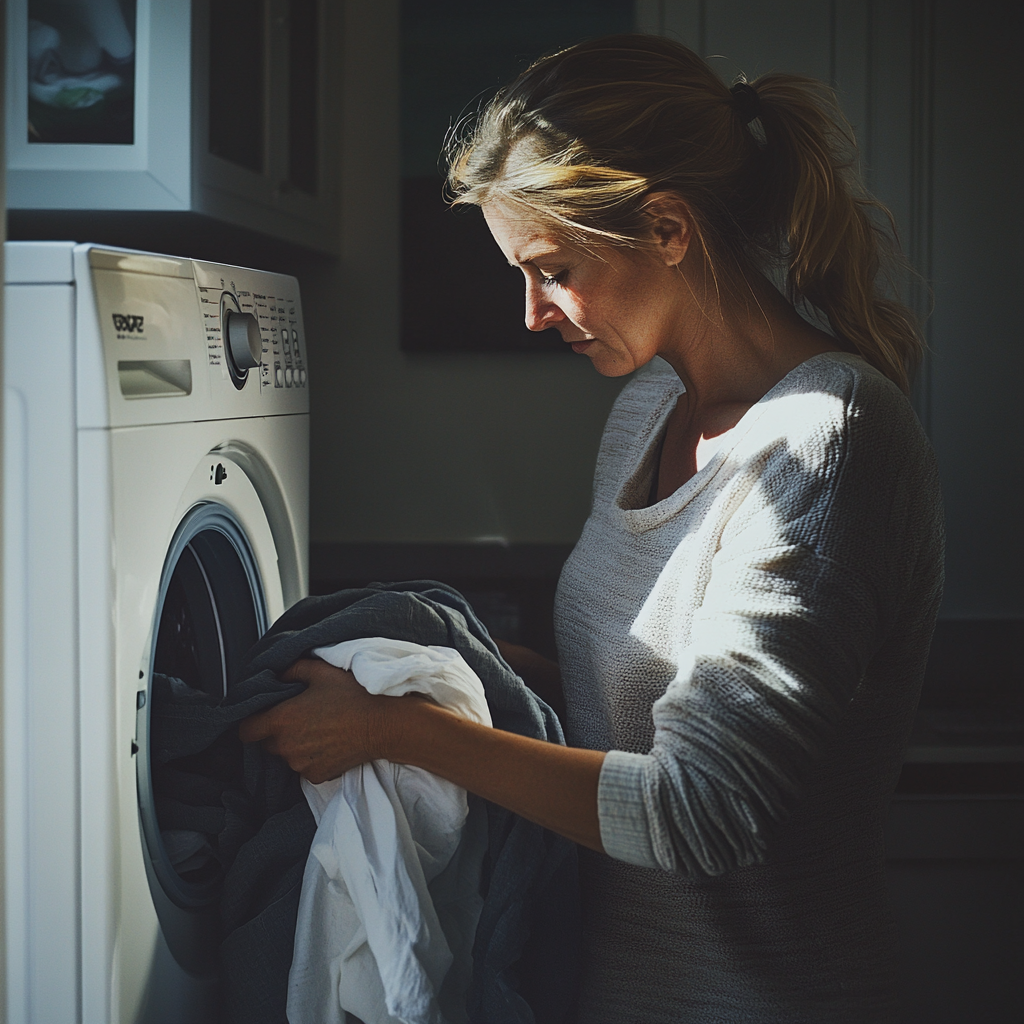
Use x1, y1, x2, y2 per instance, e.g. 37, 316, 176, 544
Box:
448, 36, 923, 393
749, 74, 921, 392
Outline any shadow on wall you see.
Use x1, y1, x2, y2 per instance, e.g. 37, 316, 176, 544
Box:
399, 0, 634, 352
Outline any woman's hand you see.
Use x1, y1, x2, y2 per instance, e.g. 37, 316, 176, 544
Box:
240, 655, 606, 853
238, 659, 415, 784
240, 655, 606, 847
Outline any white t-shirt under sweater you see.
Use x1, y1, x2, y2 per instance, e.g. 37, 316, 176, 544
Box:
554, 352, 944, 1023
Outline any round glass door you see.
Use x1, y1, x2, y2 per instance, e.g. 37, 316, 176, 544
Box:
138, 502, 268, 912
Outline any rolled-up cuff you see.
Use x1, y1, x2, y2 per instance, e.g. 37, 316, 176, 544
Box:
597, 750, 659, 869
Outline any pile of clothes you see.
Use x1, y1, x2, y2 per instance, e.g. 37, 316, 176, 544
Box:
29, 0, 133, 102
150, 582, 580, 1024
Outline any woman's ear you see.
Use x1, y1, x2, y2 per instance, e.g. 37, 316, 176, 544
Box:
643, 193, 693, 267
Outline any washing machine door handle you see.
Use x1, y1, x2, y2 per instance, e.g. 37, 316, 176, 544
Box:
226, 311, 262, 370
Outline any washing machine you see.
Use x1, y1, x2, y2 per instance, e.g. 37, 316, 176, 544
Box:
4, 241, 310, 1023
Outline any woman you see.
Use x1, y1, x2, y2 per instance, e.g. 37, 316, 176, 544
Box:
242, 36, 944, 1022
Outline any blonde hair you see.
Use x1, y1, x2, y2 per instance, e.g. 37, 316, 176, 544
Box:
447, 35, 922, 393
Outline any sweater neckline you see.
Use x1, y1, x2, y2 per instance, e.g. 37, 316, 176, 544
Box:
615, 351, 864, 533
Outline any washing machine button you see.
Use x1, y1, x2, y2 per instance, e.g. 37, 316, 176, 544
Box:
285, 367, 294, 386
275, 365, 283, 387
299, 368, 307, 386
226, 311, 262, 370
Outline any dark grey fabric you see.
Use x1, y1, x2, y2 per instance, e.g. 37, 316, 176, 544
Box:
150, 670, 311, 885
150, 581, 580, 1024
150, 669, 316, 1024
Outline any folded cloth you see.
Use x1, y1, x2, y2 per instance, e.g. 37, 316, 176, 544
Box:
287, 638, 492, 1024
152, 582, 581, 1024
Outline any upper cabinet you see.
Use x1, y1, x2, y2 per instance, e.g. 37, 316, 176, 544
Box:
5, 0, 340, 253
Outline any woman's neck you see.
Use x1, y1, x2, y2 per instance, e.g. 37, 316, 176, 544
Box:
658, 271, 841, 426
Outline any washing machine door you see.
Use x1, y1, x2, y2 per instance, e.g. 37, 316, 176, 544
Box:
136, 499, 270, 976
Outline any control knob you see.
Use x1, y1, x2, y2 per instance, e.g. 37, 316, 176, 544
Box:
226, 311, 262, 371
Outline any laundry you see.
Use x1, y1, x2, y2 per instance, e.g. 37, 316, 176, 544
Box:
149, 581, 581, 1024
28, 0, 135, 107
288, 637, 492, 1024
148, 666, 318, 1022
28, 0, 135, 80
149, 669, 312, 886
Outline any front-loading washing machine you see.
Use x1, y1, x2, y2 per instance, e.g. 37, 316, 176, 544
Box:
4, 241, 310, 1023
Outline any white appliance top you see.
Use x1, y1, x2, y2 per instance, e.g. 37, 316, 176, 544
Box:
4, 241, 310, 428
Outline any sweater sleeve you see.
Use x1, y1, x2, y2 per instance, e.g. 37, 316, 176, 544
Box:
599, 540, 882, 873
597, 417, 899, 874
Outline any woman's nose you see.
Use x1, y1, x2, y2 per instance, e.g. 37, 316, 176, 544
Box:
524, 278, 564, 332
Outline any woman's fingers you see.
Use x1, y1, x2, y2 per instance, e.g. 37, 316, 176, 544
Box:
239, 660, 335, 745
238, 706, 275, 744
237, 657, 389, 781
281, 657, 321, 684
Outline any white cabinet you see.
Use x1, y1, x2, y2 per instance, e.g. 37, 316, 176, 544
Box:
5, 0, 340, 253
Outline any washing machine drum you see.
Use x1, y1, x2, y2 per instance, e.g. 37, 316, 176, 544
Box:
139, 502, 269, 923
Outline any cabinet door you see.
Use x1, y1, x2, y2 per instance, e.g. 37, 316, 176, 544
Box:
193, 0, 340, 253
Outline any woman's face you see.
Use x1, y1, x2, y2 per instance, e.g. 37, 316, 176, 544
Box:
482, 200, 689, 377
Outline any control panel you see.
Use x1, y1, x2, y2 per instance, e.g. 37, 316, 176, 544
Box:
192, 259, 309, 399
88, 247, 309, 428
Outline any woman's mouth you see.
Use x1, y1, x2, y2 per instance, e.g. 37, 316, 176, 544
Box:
570, 338, 595, 354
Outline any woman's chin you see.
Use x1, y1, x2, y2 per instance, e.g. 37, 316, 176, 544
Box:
592, 358, 637, 378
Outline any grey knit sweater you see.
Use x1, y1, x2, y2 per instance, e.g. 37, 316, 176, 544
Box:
554, 353, 944, 1023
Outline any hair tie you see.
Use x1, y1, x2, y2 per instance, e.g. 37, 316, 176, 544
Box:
730, 82, 761, 125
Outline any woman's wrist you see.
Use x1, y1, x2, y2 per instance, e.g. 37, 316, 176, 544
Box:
363, 677, 604, 852
379, 692, 448, 766
382, 701, 606, 851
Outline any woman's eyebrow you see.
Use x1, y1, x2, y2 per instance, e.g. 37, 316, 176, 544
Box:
512, 247, 562, 267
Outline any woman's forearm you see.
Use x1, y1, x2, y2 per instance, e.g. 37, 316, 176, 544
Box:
240, 658, 604, 851
388, 698, 606, 852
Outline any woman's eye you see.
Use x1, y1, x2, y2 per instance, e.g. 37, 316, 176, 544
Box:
541, 271, 566, 286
